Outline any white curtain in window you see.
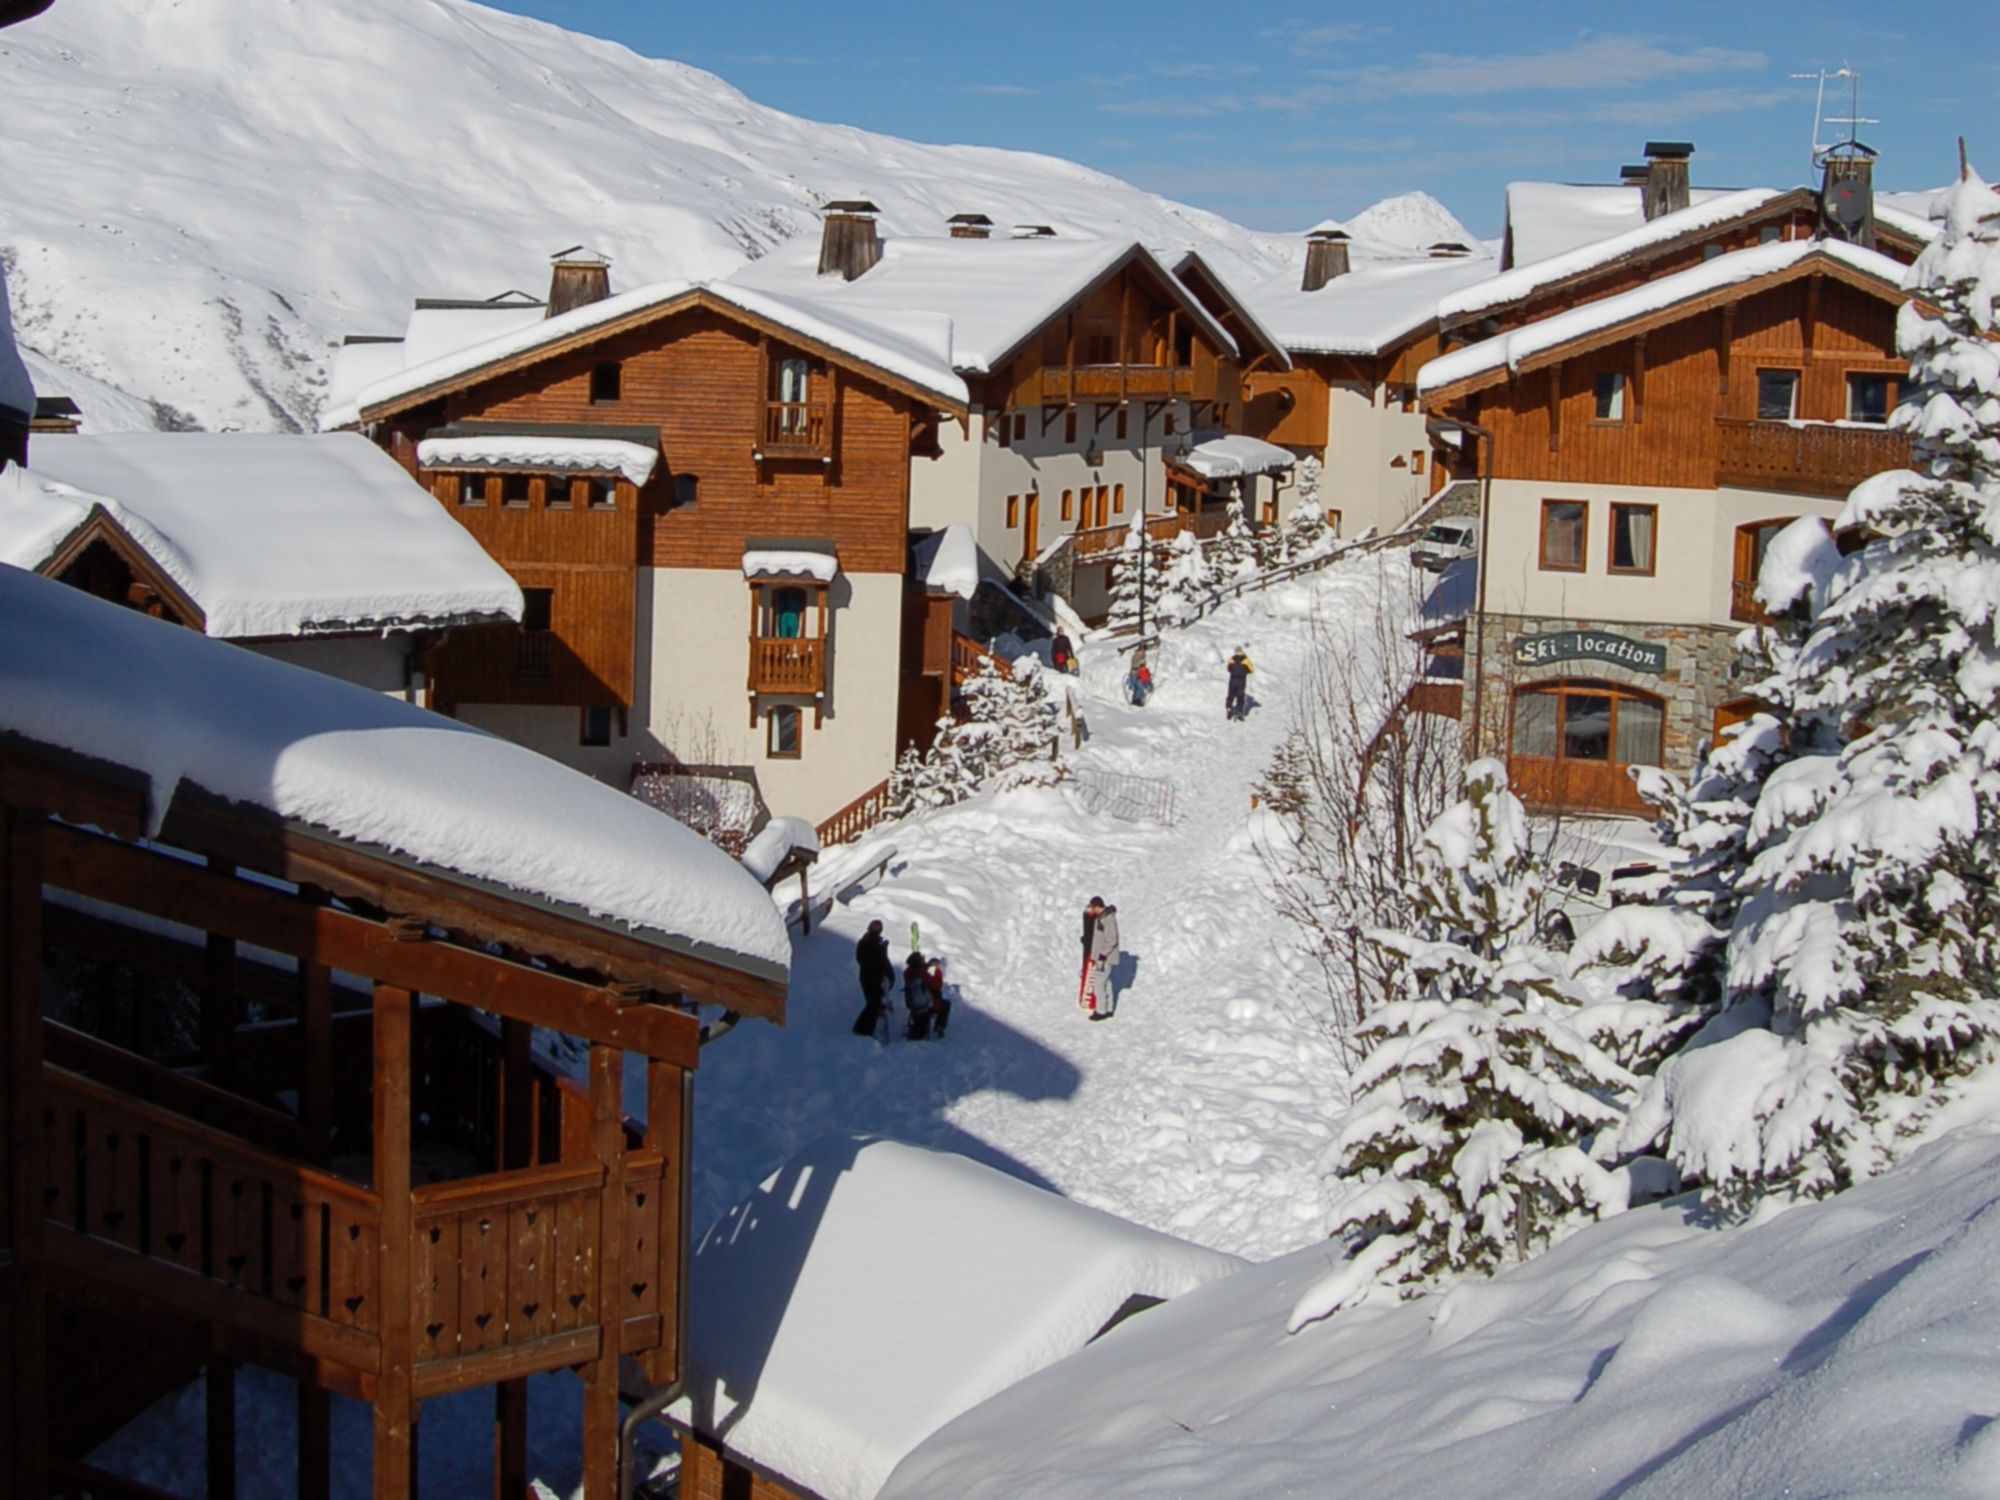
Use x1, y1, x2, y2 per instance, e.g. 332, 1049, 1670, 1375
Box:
1615, 695, 1664, 766
779, 358, 809, 406
1623, 507, 1655, 571
1513, 691, 1560, 758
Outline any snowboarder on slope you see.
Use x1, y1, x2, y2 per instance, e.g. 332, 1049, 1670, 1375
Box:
1079, 896, 1122, 1020
1225, 648, 1255, 721
1051, 629, 1077, 676
903, 950, 937, 1040
851, 919, 894, 1037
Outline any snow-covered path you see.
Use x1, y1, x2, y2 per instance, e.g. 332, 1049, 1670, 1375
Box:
692, 552, 1412, 1260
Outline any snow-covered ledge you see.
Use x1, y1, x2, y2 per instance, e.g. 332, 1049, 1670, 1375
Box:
416, 434, 659, 488
743, 546, 839, 583
1180, 433, 1296, 481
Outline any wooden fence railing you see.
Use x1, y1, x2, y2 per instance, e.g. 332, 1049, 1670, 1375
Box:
763, 401, 829, 455
817, 778, 892, 848
1714, 417, 1911, 499
950, 632, 1014, 688
748, 636, 824, 694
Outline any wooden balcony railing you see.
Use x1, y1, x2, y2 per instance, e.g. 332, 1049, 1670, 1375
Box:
763, 401, 829, 456
1715, 417, 1913, 499
951, 632, 1014, 689
515, 629, 552, 679
44, 1067, 384, 1357
1070, 510, 1217, 562
749, 635, 825, 695
1731, 576, 1771, 625
1038, 365, 1195, 403
817, 778, 892, 848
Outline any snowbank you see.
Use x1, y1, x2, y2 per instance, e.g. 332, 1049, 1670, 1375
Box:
1179, 433, 1295, 481
1419, 240, 1908, 395
742, 547, 838, 582
741, 815, 820, 885
416, 433, 659, 487
0, 565, 791, 974
885, 1121, 2000, 1500
671, 1136, 1242, 1500
7, 432, 523, 639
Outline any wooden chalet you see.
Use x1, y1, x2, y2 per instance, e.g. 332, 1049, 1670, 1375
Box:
0, 566, 790, 1498
327, 249, 970, 832
1418, 229, 1917, 815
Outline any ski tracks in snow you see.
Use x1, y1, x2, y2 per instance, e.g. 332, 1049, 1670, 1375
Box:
693, 555, 1409, 1260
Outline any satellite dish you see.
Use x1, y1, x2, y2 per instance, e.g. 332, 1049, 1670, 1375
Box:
1826, 182, 1870, 230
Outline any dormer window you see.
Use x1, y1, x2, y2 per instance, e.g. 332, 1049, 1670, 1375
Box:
1594, 371, 1628, 423
590, 361, 622, 404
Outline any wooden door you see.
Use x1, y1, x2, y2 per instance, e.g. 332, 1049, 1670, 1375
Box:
1095, 487, 1109, 528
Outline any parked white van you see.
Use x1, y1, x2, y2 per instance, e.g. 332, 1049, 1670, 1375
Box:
1413, 518, 1478, 571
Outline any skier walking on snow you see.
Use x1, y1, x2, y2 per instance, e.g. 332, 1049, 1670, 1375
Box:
1079, 896, 1122, 1021
1051, 629, 1077, 675
851, 919, 894, 1038
1225, 648, 1254, 721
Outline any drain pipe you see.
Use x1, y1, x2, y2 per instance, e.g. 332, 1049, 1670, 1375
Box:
1452, 416, 1497, 758
620, 1065, 698, 1500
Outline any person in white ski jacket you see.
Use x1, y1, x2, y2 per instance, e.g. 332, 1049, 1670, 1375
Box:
1081, 896, 1122, 1020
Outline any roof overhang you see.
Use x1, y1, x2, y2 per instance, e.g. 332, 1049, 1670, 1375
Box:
979, 242, 1241, 379
37, 504, 209, 631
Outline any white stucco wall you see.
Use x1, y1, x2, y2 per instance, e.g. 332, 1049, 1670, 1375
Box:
1317, 380, 1435, 538
1481, 479, 1849, 628
248, 633, 413, 697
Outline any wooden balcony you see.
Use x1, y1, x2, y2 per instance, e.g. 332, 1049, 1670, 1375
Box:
1715, 417, 1912, 499
1070, 509, 1216, 563
1039, 365, 1195, 403
749, 635, 825, 695
763, 401, 829, 457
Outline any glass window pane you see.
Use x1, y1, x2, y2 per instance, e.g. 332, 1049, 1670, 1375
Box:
1756, 370, 1798, 421
1847, 374, 1891, 423
1594, 371, 1626, 420
771, 708, 800, 755
1563, 694, 1614, 761
1615, 695, 1664, 767
1543, 502, 1585, 568
1513, 691, 1560, 758
1612, 506, 1655, 571
773, 587, 806, 639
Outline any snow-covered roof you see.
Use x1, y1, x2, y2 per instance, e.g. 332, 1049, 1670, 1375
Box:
1242, 253, 1498, 357
725, 236, 1237, 377
1504, 181, 1743, 268
1875, 187, 1946, 244
0, 564, 792, 976
920, 522, 979, 600
740, 815, 820, 885
323, 279, 967, 428
1419, 239, 1909, 398
0, 256, 32, 426
671, 1136, 1241, 1500
1442, 188, 1786, 323
1179, 433, 1295, 481
1, 433, 524, 639
742, 546, 838, 583
416, 433, 658, 487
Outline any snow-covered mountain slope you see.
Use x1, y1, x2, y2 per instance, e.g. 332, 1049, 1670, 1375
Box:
0, 0, 1299, 433
886, 1115, 2000, 1500
1338, 190, 1483, 255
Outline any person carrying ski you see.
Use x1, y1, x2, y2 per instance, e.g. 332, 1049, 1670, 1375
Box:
925, 955, 952, 1039
1225, 647, 1254, 721
851, 918, 895, 1038
903, 950, 937, 1040
1051, 629, 1077, 676
1078, 895, 1122, 1020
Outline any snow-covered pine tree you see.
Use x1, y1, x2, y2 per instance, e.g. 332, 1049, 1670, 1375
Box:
1158, 530, 1216, 621
1669, 160, 2000, 1208
997, 652, 1062, 767
886, 745, 926, 819
1252, 727, 1312, 825
1211, 496, 1256, 580
1292, 759, 1631, 1324
1283, 494, 1330, 560
1106, 522, 1149, 632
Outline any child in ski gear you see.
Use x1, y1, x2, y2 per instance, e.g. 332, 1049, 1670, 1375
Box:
925, 956, 951, 1039
1051, 629, 1076, 675
1125, 650, 1153, 706
851, 919, 894, 1037
1080, 896, 1122, 1019
1225, 648, 1254, 720
903, 951, 936, 1040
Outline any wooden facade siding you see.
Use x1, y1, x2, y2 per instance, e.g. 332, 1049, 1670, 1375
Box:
1449, 276, 1910, 490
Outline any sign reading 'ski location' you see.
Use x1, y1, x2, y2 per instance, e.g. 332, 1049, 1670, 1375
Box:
1514, 630, 1668, 675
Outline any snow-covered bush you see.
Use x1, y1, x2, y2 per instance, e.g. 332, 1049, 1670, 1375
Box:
1106, 522, 1156, 632
886, 654, 1063, 817
1296, 761, 1630, 1322
1210, 497, 1256, 580
1629, 162, 2000, 1210
1157, 530, 1218, 621
1282, 495, 1331, 560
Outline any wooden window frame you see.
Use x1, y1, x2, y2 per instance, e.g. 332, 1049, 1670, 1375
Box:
668, 474, 695, 509
1591, 370, 1629, 425
548, 478, 576, 511
501, 473, 533, 509
579, 705, 613, 747
1116, 408, 1128, 440
1510, 679, 1666, 770
1006, 494, 1020, 528
1845, 371, 1900, 424
1754, 366, 1801, 422
1112, 483, 1124, 515
1411, 450, 1426, 476
766, 705, 804, 760
1064, 410, 1078, 445
589, 361, 622, 405
1539, 499, 1589, 573
1326, 509, 1343, 536
1013, 413, 1028, 443
458, 474, 487, 508
1061, 489, 1074, 522
1607, 502, 1658, 577
519, 587, 553, 633
997, 412, 1011, 450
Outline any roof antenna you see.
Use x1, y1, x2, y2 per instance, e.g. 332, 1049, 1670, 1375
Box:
1789, 65, 1878, 168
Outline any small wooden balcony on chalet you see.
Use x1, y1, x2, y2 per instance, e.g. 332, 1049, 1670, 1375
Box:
748, 634, 825, 695
1069, 507, 1230, 564
1039, 364, 1196, 404
761, 401, 829, 459
1714, 417, 1912, 499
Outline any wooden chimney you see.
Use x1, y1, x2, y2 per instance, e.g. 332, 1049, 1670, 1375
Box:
818, 200, 882, 280
547, 247, 612, 317
1819, 145, 1879, 249
1301, 227, 1351, 291
1641, 142, 1693, 221
948, 213, 995, 240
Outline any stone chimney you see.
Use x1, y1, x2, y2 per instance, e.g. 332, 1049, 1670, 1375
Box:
1301, 226, 1351, 291
947, 213, 994, 240
818, 200, 883, 280
1819, 146, 1878, 249
1641, 142, 1693, 220
546, 247, 611, 318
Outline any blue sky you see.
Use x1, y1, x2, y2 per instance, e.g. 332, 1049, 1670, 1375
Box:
489, 1, 1996, 234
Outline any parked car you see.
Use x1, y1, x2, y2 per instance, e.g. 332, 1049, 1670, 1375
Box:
1413, 518, 1478, 571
